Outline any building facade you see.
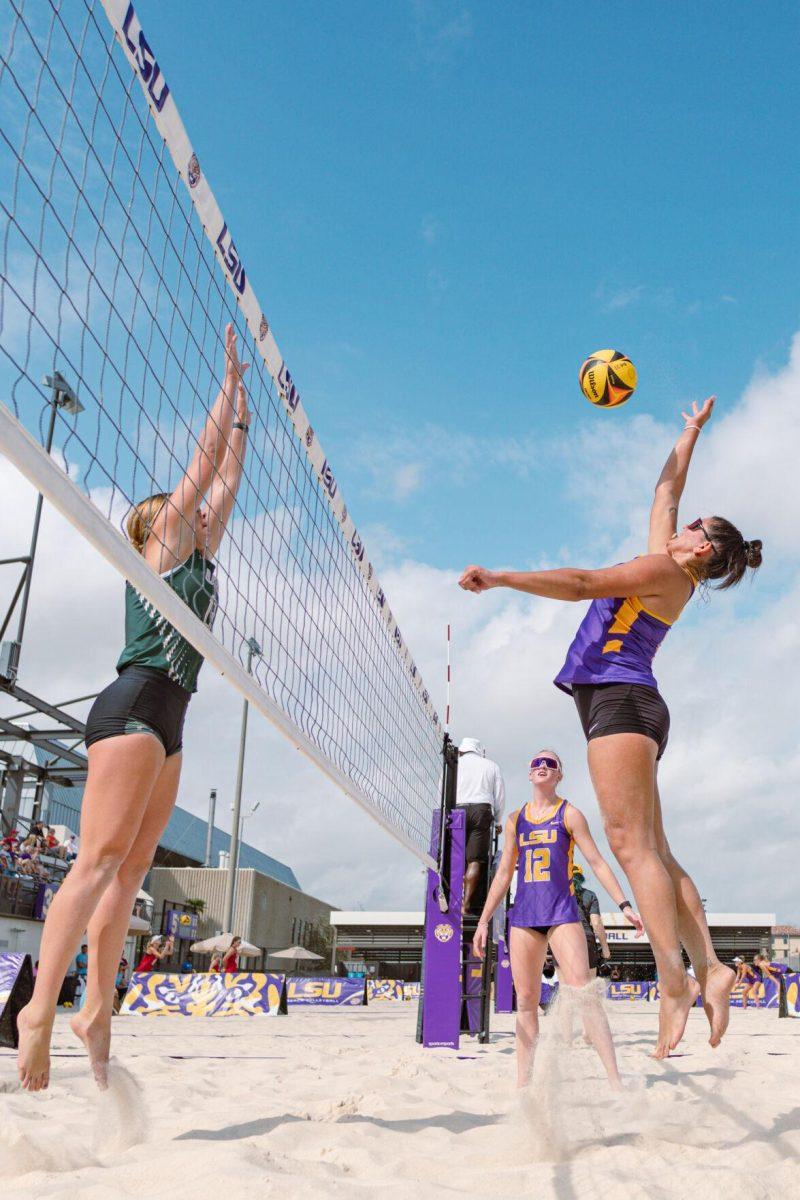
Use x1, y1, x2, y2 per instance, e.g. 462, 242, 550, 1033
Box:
770, 924, 800, 968
147, 866, 335, 970
330, 911, 777, 981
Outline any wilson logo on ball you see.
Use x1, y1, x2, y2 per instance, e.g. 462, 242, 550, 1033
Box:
579, 349, 637, 408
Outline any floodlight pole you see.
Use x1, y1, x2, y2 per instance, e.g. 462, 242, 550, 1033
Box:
222, 637, 261, 934
204, 788, 217, 866
2, 373, 83, 683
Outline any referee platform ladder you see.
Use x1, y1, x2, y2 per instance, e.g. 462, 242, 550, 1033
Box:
417, 738, 497, 1049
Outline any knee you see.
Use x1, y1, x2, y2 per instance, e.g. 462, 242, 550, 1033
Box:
465, 862, 481, 882
603, 819, 644, 869
73, 838, 131, 882
116, 851, 155, 888
515, 989, 540, 1013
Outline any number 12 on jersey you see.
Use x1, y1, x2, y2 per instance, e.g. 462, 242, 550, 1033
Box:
523, 847, 551, 883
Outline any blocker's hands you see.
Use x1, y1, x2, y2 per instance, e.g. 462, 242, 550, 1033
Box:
459, 565, 496, 593
624, 908, 645, 938
473, 921, 489, 960
682, 395, 715, 431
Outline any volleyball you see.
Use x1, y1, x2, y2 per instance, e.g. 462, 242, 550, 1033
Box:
579, 349, 637, 407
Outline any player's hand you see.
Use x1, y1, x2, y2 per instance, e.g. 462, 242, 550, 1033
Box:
472, 921, 489, 960
624, 908, 645, 937
602, 945, 611, 960
681, 395, 715, 431
459, 565, 496, 593
224, 323, 241, 379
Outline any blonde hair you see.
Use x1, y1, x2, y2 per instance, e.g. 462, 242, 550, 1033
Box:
126, 492, 169, 554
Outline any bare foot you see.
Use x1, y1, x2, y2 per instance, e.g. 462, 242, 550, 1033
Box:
701, 963, 735, 1048
16, 1004, 53, 1092
652, 976, 701, 1059
70, 1009, 111, 1089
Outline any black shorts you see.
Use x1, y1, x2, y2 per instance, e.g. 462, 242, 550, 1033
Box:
459, 803, 494, 863
572, 682, 670, 760
85, 666, 191, 757
585, 936, 601, 971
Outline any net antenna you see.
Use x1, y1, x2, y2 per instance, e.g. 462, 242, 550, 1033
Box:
0, 0, 442, 867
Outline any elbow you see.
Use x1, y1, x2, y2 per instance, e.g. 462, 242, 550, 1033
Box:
572, 571, 592, 601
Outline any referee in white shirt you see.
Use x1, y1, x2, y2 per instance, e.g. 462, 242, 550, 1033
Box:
456, 737, 505, 915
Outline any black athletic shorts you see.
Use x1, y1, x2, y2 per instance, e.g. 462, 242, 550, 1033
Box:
459, 803, 494, 863
85, 665, 191, 757
572, 682, 670, 760
586, 936, 601, 971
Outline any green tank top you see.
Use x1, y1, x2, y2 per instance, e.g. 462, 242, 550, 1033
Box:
116, 551, 218, 693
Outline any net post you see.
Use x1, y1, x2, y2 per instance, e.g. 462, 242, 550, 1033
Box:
418, 735, 464, 1048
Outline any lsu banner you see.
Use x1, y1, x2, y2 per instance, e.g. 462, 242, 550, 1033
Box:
367, 979, 404, 1002
607, 981, 655, 1001
0, 952, 34, 1048
286, 976, 367, 1006
120, 971, 287, 1016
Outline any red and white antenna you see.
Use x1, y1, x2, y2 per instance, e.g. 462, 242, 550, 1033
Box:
445, 623, 451, 734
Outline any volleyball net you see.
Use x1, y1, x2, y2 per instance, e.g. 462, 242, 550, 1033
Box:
0, 0, 442, 865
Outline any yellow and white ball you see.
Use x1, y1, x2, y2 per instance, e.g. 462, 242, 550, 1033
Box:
579, 349, 637, 407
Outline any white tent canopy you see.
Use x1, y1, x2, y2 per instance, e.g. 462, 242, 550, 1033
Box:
268, 945, 323, 961
189, 935, 260, 956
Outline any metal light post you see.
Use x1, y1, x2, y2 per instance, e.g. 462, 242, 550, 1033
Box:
230, 800, 260, 922
0, 372, 83, 685
204, 787, 217, 866
222, 637, 261, 933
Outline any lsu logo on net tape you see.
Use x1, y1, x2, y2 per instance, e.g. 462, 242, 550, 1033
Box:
434, 923, 454, 943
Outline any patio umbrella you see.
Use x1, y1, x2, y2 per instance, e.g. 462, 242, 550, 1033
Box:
268, 945, 323, 961
189, 934, 261, 956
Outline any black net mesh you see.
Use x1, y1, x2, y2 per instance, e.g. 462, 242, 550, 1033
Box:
0, 0, 441, 862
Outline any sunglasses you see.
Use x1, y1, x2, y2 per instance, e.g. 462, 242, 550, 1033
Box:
530, 756, 559, 771
687, 517, 714, 546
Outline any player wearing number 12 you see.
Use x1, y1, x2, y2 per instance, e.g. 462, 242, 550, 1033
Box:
473, 750, 643, 1089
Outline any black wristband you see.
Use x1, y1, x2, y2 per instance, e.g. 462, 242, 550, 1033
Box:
619, 900, 632, 913
232, 420, 249, 432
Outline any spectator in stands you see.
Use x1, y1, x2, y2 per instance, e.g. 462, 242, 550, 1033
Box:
222, 936, 241, 973
17, 839, 48, 880
30, 821, 46, 848
112, 958, 129, 1014
180, 958, 194, 974
63, 834, 78, 863
209, 950, 222, 973
1, 829, 19, 854
610, 964, 622, 982
136, 935, 173, 972
0, 844, 15, 876
75, 945, 89, 988
44, 828, 66, 859
455, 737, 506, 916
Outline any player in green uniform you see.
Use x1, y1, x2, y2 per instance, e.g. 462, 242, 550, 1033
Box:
17, 324, 249, 1091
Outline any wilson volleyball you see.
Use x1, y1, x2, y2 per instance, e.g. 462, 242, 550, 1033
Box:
579, 349, 637, 407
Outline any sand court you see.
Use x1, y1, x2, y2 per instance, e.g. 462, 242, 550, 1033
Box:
1, 1001, 799, 1199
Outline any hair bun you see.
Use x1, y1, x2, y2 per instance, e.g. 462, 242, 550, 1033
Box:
744, 538, 763, 569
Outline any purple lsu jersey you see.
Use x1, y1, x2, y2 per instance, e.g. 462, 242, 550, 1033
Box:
508, 799, 581, 929
554, 592, 679, 694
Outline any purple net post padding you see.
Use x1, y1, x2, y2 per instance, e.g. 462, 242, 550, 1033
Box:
463, 951, 482, 1034
494, 927, 514, 1014
422, 807, 466, 1049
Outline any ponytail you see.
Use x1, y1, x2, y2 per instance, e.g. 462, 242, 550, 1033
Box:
702, 517, 763, 590
126, 493, 169, 555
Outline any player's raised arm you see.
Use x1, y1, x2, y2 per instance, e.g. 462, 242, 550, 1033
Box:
647, 396, 714, 554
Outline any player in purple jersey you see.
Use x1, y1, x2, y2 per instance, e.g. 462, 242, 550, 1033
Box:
473, 750, 643, 1088
460, 397, 763, 1059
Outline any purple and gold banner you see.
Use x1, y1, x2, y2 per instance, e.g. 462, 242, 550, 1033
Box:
120, 971, 287, 1016
403, 981, 421, 1001
286, 976, 367, 1006
367, 979, 404, 1002
606, 981, 654, 1001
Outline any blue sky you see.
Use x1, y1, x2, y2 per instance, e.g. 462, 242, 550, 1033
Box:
137, 0, 800, 574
